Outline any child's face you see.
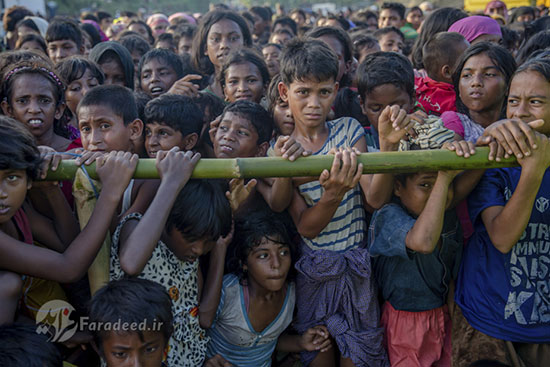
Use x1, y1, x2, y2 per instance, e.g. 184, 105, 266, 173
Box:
459, 53, 506, 116
206, 19, 244, 70
357, 42, 381, 65
507, 70, 550, 135
378, 32, 404, 54
379, 9, 404, 28
19, 40, 45, 54
214, 112, 263, 158
262, 45, 281, 77
102, 331, 166, 367
78, 104, 141, 152
406, 10, 423, 30
128, 23, 150, 41
101, 59, 126, 87
245, 237, 291, 292
2, 74, 64, 141
0, 169, 31, 224
270, 32, 292, 45
360, 83, 413, 131
163, 227, 216, 263
223, 62, 265, 104
279, 77, 338, 130
273, 99, 294, 136
145, 122, 197, 157
65, 68, 100, 114
394, 173, 453, 217
178, 36, 193, 56
317, 35, 348, 83
140, 58, 179, 98
47, 39, 81, 64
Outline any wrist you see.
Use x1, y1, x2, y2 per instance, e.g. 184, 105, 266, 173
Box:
380, 140, 399, 152
319, 190, 343, 205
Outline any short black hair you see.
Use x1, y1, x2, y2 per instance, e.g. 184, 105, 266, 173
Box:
515, 53, 550, 80
266, 73, 283, 116
516, 30, 550, 65
272, 16, 297, 35
279, 37, 338, 85
220, 100, 274, 144
167, 179, 231, 241
422, 32, 467, 79
78, 85, 138, 125
45, 19, 83, 49
80, 23, 101, 47
144, 94, 203, 137
351, 34, 379, 59
0, 116, 42, 180
96, 11, 112, 22
356, 51, 415, 100
81, 12, 99, 23
307, 26, 353, 63
88, 278, 174, 350
407, 6, 423, 17
15, 33, 47, 54
0, 323, 62, 367
134, 91, 151, 120
55, 56, 105, 85
250, 6, 270, 22
219, 48, 270, 89
119, 34, 151, 58
381, 2, 406, 19
373, 26, 405, 43
138, 48, 185, 85
127, 19, 154, 44
154, 32, 176, 51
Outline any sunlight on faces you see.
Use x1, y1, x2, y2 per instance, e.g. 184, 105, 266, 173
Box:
394, 172, 454, 217
65, 68, 100, 114
206, 19, 245, 71
102, 330, 166, 367
140, 58, 179, 98
214, 112, 263, 158
223, 62, 265, 103
360, 83, 413, 131
0, 170, 32, 224
244, 236, 291, 293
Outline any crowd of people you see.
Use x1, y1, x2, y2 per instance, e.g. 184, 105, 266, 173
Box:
0, 1, 549, 366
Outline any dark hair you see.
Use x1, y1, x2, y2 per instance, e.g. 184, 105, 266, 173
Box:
351, 10, 378, 25
78, 85, 138, 125
221, 100, 273, 144
270, 28, 294, 42
266, 73, 282, 116
510, 6, 536, 24
452, 42, 517, 116
514, 56, 550, 82
45, 19, 83, 49
280, 37, 338, 85
119, 34, 151, 58
96, 11, 112, 22
324, 14, 351, 31
0, 116, 42, 180
138, 48, 185, 88
411, 7, 468, 69
193, 92, 225, 125
228, 208, 296, 282
250, 6, 270, 21
166, 179, 231, 241
0, 50, 52, 81
81, 12, 99, 23
3, 6, 33, 32
15, 18, 40, 34
356, 51, 415, 100
89, 41, 135, 89
522, 16, 550, 45
55, 56, 105, 85
334, 87, 368, 126
173, 24, 196, 40
262, 42, 282, 52
0, 323, 62, 367
192, 10, 252, 76
289, 9, 306, 21
272, 16, 297, 35
381, 2, 406, 19
407, 6, 423, 17
80, 23, 101, 47
307, 26, 352, 63
88, 278, 174, 348
144, 94, 203, 137
374, 26, 405, 42
422, 32, 467, 79
352, 34, 379, 60
500, 27, 520, 54
128, 19, 154, 44
516, 30, 550, 65
134, 91, 151, 121
15, 33, 47, 54
218, 48, 270, 90
154, 32, 176, 51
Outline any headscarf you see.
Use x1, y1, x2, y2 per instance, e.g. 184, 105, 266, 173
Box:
168, 12, 197, 25
485, 1, 508, 20
25, 16, 48, 38
448, 16, 502, 43
89, 41, 134, 89
82, 19, 109, 42
146, 13, 169, 28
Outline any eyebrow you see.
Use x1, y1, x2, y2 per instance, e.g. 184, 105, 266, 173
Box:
509, 94, 548, 99
463, 66, 499, 71
210, 31, 240, 36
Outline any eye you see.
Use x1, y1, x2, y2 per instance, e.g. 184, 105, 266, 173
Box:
144, 128, 152, 137
461, 73, 471, 79
238, 129, 250, 136
320, 89, 331, 96
247, 78, 258, 84
80, 125, 91, 133
112, 351, 127, 359
40, 97, 52, 104
485, 72, 497, 77
280, 248, 290, 256
15, 97, 28, 104
507, 98, 518, 105
160, 130, 170, 136
531, 99, 543, 105
369, 105, 381, 113
145, 346, 158, 353
258, 252, 268, 259
6, 175, 19, 182
230, 35, 241, 42
142, 73, 151, 79
100, 123, 111, 129
219, 125, 229, 132
70, 85, 81, 92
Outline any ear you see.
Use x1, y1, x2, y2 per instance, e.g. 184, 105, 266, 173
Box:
54, 102, 66, 120
394, 179, 404, 198
128, 118, 144, 142
255, 141, 269, 157
182, 133, 199, 151
278, 81, 289, 102
441, 65, 453, 82
1, 100, 13, 117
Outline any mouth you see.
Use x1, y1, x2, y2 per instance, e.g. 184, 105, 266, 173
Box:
89, 148, 105, 152
469, 90, 483, 98
305, 113, 321, 120
27, 119, 44, 127
219, 144, 235, 153
235, 94, 252, 101
150, 86, 164, 96
182, 256, 198, 263
217, 51, 230, 60
0, 205, 10, 215
148, 150, 158, 157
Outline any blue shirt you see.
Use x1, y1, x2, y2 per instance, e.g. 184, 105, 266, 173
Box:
456, 167, 550, 343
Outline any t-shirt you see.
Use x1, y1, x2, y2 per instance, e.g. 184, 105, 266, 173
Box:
456, 167, 550, 343
206, 274, 295, 367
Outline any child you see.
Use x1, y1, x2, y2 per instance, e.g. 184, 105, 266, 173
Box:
191, 10, 252, 100
202, 209, 331, 366
269, 29, 293, 45
219, 48, 269, 104
267, 74, 294, 137
143, 94, 203, 156
175, 24, 196, 56
278, 37, 388, 366
453, 57, 550, 367
262, 43, 282, 78
415, 32, 469, 116
373, 27, 405, 54
351, 34, 380, 65
154, 33, 176, 52
406, 6, 423, 31
441, 42, 516, 143
119, 34, 151, 75
89, 41, 135, 89
88, 278, 174, 367
15, 33, 47, 55
0, 116, 138, 324
378, 2, 406, 29
0, 323, 62, 366
45, 19, 84, 64
138, 48, 184, 98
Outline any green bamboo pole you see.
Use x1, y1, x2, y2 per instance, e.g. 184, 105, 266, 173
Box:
44, 147, 518, 181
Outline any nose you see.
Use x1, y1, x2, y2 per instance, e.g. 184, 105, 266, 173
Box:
0, 182, 8, 199
271, 254, 281, 269
306, 94, 321, 109
148, 133, 159, 146
151, 70, 160, 82
471, 73, 483, 87
28, 98, 41, 113
222, 127, 236, 141
511, 100, 530, 119
91, 128, 103, 146
220, 37, 230, 50
237, 80, 247, 92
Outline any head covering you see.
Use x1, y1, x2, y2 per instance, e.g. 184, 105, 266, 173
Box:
89, 41, 134, 89
485, 1, 508, 19
146, 13, 169, 28
448, 16, 502, 43
82, 19, 109, 42
25, 16, 48, 38
168, 12, 197, 25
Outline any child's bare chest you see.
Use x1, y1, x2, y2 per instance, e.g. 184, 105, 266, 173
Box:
247, 295, 285, 333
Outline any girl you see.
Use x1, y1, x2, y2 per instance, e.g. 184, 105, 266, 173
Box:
15, 33, 47, 55
89, 41, 134, 89
267, 74, 294, 138
219, 48, 269, 104
0, 116, 138, 324
191, 10, 252, 100
202, 209, 331, 367
441, 42, 516, 143
448, 16, 503, 45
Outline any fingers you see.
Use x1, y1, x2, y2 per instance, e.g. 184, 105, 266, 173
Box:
244, 178, 257, 192
519, 119, 540, 150
527, 118, 544, 132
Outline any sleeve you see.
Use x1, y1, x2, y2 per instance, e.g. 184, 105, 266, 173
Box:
347, 118, 367, 147
441, 111, 465, 138
467, 168, 507, 227
368, 204, 416, 259
211, 274, 234, 327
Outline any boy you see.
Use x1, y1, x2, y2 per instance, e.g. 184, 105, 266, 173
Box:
277, 37, 388, 367
88, 278, 174, 367
144, 94, 203, 157
416, 32, 469, 115
379, 2, 417, 40
45, 19, 84, 64
373, 27, 405, 54
0, 323, 62, 366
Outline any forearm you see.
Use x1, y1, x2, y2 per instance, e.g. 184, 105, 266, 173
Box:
267, 178, 293, 212
199, 245, 227, 329
42, 187, 80, 247
276, 334, 303, 353
296, 194, 341, 239
366, 140, 399, 209
450, 169, 485, 208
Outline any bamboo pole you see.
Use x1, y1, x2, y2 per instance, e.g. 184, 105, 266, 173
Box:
44, 148, 517, 181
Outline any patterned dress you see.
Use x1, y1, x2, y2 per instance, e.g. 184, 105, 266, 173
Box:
110, 213, 208, 366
